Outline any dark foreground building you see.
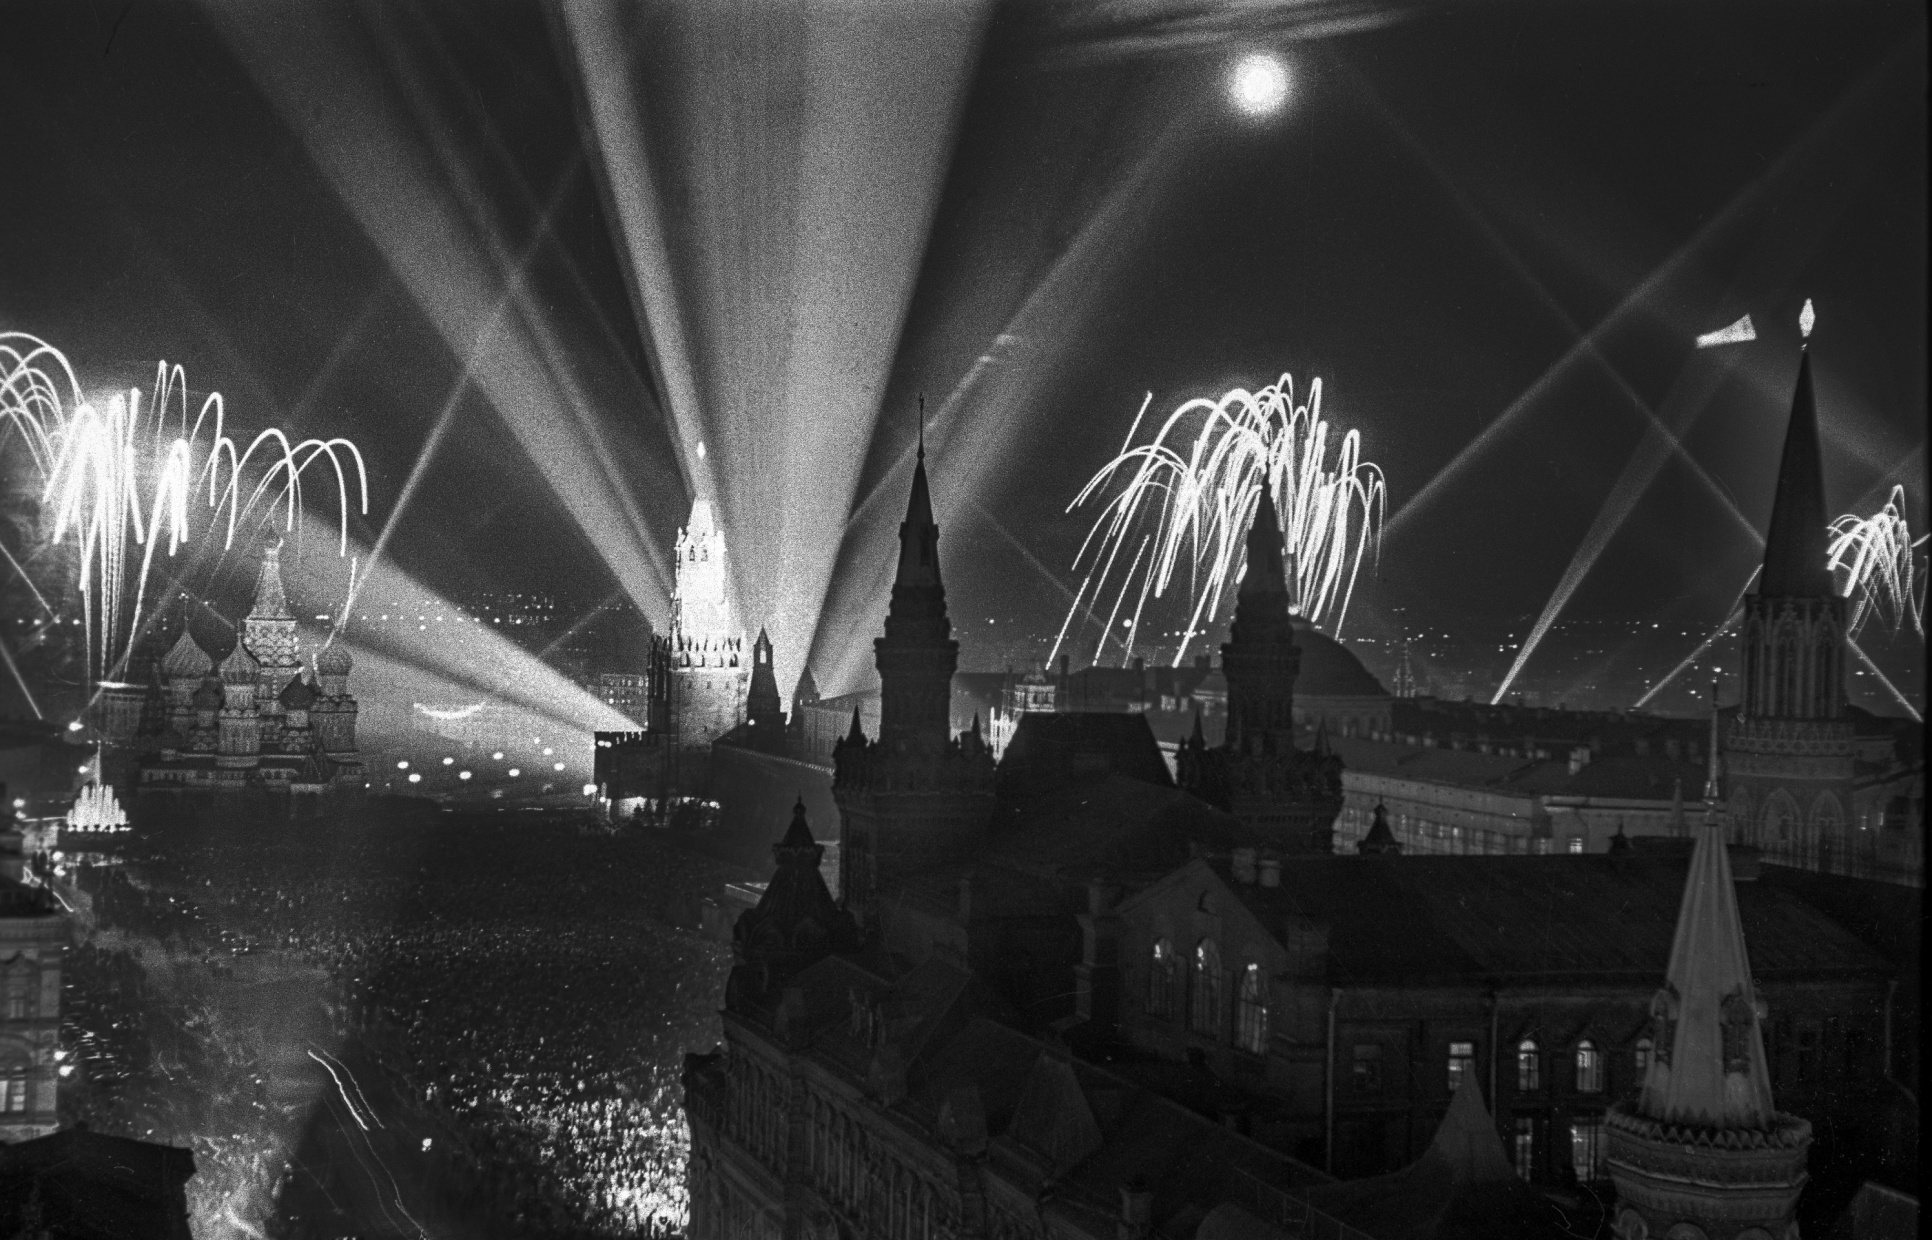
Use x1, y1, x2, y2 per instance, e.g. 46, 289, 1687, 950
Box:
0, 1127, 195, 1239
684, 441, 1915, 1240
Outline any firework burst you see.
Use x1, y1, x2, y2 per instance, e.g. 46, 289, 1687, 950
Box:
1, 332, 367, 697
1829, 485, 1926, 639
1051, 374, 1384, 668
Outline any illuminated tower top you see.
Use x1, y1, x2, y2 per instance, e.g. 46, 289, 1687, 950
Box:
672, 499, 737, 647
1757, 348, 1832, 600
243, 540, 302, 691
874, 444, 957, 753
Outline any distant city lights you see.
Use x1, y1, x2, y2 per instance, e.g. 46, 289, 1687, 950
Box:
408, 772, 422, 784
508, 768, 521, 777
553, 762, 566, 772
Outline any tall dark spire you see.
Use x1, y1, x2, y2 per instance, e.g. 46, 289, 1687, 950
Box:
1758, 349, 1832, 598
876, 432, 956, 752
1237, 489, 1291, 608
1222, 488, 1300, 748
745, 627, 783, 739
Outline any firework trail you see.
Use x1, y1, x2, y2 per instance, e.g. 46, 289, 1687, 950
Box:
1829, 485, 1926, 639
0, 333, 367, 693
1051, 374, 1384, 669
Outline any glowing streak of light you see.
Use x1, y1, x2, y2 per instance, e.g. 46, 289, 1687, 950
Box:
1052, 374, 1385, 670
0, 638, 39, 720
1829, 486, 1926, 639
1, 334, 366, 689
1848, 633, 1920, 721
1634, 607, 1743, 711
308, 1048, 369, 1132
0, 534, 54, 617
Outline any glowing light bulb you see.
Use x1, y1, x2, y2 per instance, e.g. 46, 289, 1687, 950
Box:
408, 772, 422, 784
508, 768, 520, 777
582, 783, 597, 797
66, 721, 82, 732
442, 757, 454, 766
553, 762, 566, 771
542, 747, 553, 756
1228, 52, 1290, 118
459, 771, 472, 781
397, 760, 409, 770
492, 752, 504, 761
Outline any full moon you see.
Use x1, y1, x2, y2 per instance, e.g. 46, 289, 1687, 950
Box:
1228, 52, 1290, 117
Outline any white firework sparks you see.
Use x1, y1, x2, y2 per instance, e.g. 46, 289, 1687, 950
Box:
1, 332, 367, 692
1052, 373, 1384, 668
1829, 484, 1926, 639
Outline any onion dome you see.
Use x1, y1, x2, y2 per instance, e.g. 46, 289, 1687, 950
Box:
192, 676, 223, 711
279, 676, 317, 711
161, 631, 213, 679
315, 641, 353, 677
218, 640, 260, 685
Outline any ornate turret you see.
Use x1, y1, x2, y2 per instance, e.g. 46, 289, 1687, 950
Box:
833, 440, 995, 932
1605, 778, 1811, 1238
1176, 490, 1344, 854
656, 497, 748, 765
727, 800, 859, 1004
243, 540, 304, 705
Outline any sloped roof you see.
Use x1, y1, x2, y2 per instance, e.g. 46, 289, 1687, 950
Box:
1202, 854, 1890, 986
1291, 620, 1390, 699
985, 771, 1244, 880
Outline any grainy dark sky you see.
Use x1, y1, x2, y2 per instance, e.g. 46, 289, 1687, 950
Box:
2, 0, 1923, 689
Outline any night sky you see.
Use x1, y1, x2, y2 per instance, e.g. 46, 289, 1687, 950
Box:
3, 0, 1924, 704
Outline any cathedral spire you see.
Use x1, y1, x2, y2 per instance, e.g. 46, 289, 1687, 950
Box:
876, 431, 956, 752
249, 540, 292, 621
1758, 348, 1832, 598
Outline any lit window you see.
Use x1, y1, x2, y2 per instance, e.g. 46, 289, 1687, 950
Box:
1575, 1041, 1604, 1094
1567, 837, 1584, 855
1352, 1044, 1382, 1094
1148, 939, 1179, 1020
1, 1067, 25, 1113
1513, 1117, 1535, 1180
1448, 1041, 1476, 1094
1569, 1118, 1605, 1181
1516, 1039, 1539, 1092
1634, 1037, 1653, 1075
1236, 963, 1268, 1054
1189, 940, 1222, 1037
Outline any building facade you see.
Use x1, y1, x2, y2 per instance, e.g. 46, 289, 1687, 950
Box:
659, 499, 749, 761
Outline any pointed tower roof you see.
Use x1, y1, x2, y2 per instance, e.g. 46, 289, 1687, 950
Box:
733, 799, 858, 975
1636, 808, 1778, 1129
1239, 489, 1291, 604
894, 445, 942, 594
793, 665, 820, 706
1758, 349, 1832, 598
160, 631, 213, 680
218, 640, 260, 685
1358, 802, 1400, 855
316, 640, 353, 677
1427, 1070, 1518, 1186
847, 707, 866, 743
249, 540, 293, 620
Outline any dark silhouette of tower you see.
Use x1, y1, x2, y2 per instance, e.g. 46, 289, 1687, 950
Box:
833, 443, 994, 932
1177, 491, 1344, 853
1727, 335, 1858, 875
743, 628, 784, 748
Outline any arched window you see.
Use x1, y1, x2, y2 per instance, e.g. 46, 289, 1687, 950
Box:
2, 967, 31, 1022
1575, 1040, 1604, 1094
1148, 939, 1179, 1020
1189, 939, 1222, 1037
1, 1063, 26, 1114
1235, 963, 1268, 1054
1634, 1038, 1653, 1076
1516, 1039, 1540, 1092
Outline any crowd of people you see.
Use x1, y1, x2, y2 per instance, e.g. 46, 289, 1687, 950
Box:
59, 804, 739, 1238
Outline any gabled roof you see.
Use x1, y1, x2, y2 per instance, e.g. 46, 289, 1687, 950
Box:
998, 711, 1174, 793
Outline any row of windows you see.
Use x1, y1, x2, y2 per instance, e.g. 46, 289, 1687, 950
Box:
1352, 1038, 1640, 1097
1147, 939, 1269, 1054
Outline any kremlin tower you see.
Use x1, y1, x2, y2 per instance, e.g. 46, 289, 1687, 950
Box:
657, 499, 748, 755
1176, 489, 1344, 853
832, 441, 994, 932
